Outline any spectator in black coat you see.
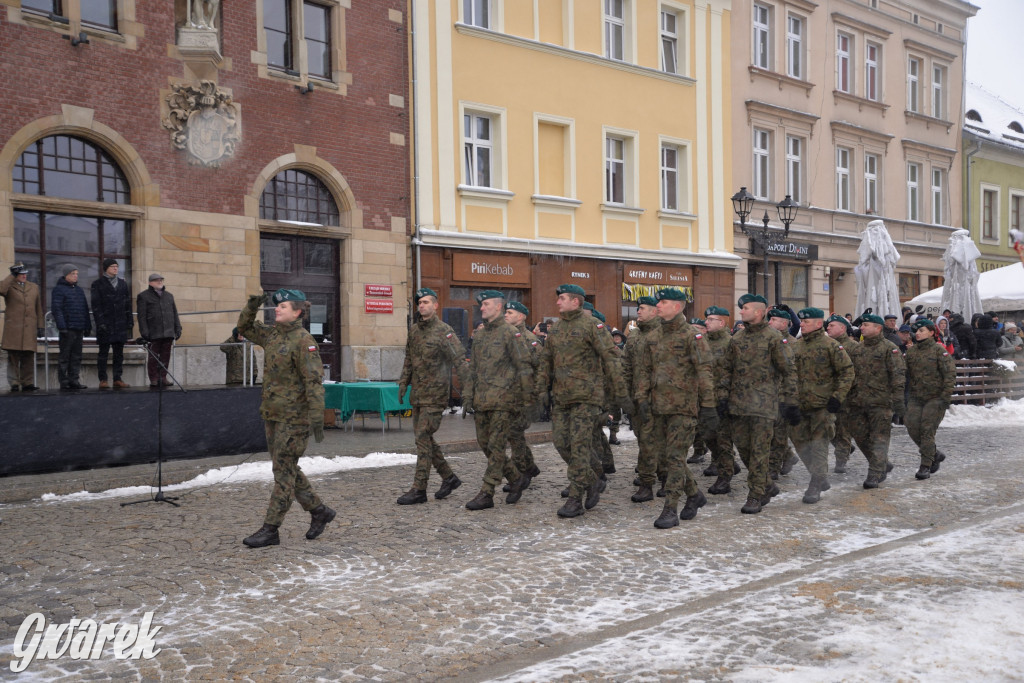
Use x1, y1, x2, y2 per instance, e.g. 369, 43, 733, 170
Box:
949, 313, 977, 359
136, 273, 182, 387
51, 264, 91, 391
974, 315, 1003, 359
91, 258, 134, 388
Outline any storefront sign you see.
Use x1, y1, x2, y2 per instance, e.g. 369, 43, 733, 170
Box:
621, 283, 693, 302
364, 284, 393, 298
622, 263, 693, 285
364, 299, 394, 314
979, 259, 1014, 273
752, 238, 818, 261
452, 253, 531, 285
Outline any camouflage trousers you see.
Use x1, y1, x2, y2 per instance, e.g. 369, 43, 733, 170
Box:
264, 421, 322, 526
846, 404, 894, 477
593, 410, 614, 470
651, 413, 700, 507
553, 403, 603, 499
730, 415, 773, 498
609, 406, 621, 439
905, 398, 947, 467
412, 406, 454, 490
831, 409, 853, 465
791, 408, 836, 480
709, 414, 735, 477
769, 414, 796, 476
474, 410, 519, 495
634, 413, 665, 486
507, 407, 537, 475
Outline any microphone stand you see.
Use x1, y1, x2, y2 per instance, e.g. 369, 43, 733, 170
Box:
122, 339, 186, 508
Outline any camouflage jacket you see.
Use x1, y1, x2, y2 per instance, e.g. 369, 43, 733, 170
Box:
718, 320, 796, 419
792, 327, 854, 411
704, 328, 731, 384
398, 315, 469, 408
905, 337, 956, 403
238, 298, 324, 426
846, 334, 905, 408
467, 317, 532, 410
635, 313, 715, 416
220, 336, 257, 384
535, 308, 627, 408
622, 317, 661, 396
514, 321, 542, 370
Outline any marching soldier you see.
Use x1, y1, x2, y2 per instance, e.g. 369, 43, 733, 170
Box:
845, 313, 905, 488
584, 303, 618, 476
766, 306, 800, 480
826, 314, 860, 474
396, 288, 470, 505
535, 285, 630, 518
463, 291, 534, 510
700, 306, 736, 484
904, 318, 955, 480
635, 288, 717, 528
503, 300, 542, 489
622, 296, 664, 502
717, 295, 798, 514
791, 308, 855, 504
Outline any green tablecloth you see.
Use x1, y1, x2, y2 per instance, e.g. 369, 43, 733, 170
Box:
324, 382, 411, 422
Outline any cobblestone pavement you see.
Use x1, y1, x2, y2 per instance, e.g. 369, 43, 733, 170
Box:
1, 422, 1022, 680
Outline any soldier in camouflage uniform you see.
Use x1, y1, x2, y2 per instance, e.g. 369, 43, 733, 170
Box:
699, 306, 735, 482
220, 327, 258, 384
634, 288, 718, 528
622, 296, 664, 502
717, 294, 798, 514
239, 289, 335, 548
396, 288, 471, 505
766, 307, 799, 480
686, 318, 710, 465
904, 318, 956, 480
503, 300, 542, 487
584, 303, 618, 476
463, 290, 534, 510
791, 308, 855, 504
535, 284, 630, 518
826, 314, 860, 474
845, 314, 905, 488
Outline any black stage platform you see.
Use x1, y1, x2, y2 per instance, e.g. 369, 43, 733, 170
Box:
0, 385, 267, 477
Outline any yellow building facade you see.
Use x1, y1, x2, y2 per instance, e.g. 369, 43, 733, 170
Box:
411, 0, 737, 338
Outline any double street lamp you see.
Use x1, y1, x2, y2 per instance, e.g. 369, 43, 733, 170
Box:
731, 187, 799, 301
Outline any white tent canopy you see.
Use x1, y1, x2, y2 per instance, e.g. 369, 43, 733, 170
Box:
906, 262, 1024, 314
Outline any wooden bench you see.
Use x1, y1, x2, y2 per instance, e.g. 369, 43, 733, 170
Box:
952, 359, 1024, 405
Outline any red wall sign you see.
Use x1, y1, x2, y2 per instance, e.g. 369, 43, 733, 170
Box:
364, 299, 394, 314
365, 284, 393, 297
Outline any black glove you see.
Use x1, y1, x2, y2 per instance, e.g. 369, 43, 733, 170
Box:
135, 336, 148, 345
97, 324, 109, 336
826, 396, 842, 413
310, 414, 325, 443
397, 385, 407, 404
247, 293, 268, 309
716, 399, 729, 418
636, 401, 651, 425
781, 403, 801, 426
939, 398, 951, 411
174, 331, 181, 341
699, 406, 720, 431
891, 399, 905, 417
36, 328, 44, 338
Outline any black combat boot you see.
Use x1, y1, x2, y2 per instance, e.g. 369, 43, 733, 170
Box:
397, 488, 427, 505
770, 470, 780, 480
631, 485, 654, 503
759, 482, 780, 506
434, 474, 462, 500
633, 476, 642, 486
505, 474, 530, 504
802, 477, 822, 504
465, 491, 494, 510
915, 465, 931, 480
656, 474, 667, 497
557, 497, 584, 518
585, 477, 602, 510
781, 454, 798, 475
603, 462, 616, 474
741, 497, 762, 514
708, 475, 731, 495
561, 486, 570, 498
687, 449, 705, 464
243, 524, 280, 548
306, 504, 336, 540
834, 458, 848, 474
608, 431, 621, 446
863, 474, 881, 489
930, 451, 946, 474
679, 490, 707, 520
703, 462, 718, 477
654, 503, 679, 528
598, 474, 608, 493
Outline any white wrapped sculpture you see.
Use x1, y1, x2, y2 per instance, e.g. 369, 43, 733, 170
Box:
855, 219, 902, 318
940, 229, 983, 319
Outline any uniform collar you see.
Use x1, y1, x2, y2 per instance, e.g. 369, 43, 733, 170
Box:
661, 312, 684, 331
638, 317, 660, 332
745, 320, 768, 333
277, 320, 304, 333
561, 308, 583, 321
708, 328, 727, 340
803, 327, 824, 341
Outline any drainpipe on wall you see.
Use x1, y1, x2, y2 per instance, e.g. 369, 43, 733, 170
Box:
409, 0, 422, 294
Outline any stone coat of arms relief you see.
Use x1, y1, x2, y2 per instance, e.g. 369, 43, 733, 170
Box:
162, 80, 240, 167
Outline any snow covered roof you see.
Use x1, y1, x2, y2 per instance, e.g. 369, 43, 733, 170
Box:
965, 82, 1024, 149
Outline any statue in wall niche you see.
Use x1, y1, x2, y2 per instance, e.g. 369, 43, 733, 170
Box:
189, 0, 220, 29
162, 80, 240, 167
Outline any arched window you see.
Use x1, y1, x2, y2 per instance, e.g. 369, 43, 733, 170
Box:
12, 135, 132, 307
259, 168, 340, 226
966, 109, 982, 122
1009, 121, 1024, 134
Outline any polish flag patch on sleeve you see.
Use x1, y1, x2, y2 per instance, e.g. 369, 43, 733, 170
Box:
308, 345, 317, 352
515, 332, 522, 337
596, 323, 605, 329
695, 333, 703, 339
446, 333, 453, 338
893, 348, 900, 353
782, 338, 789, 343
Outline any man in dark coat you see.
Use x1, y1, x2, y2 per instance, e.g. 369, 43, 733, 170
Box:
949, 313, 976, 359
974, 315, 1002, 359
51, 264, 91, 391
90, 258, 133, 388
136, 273, 182, 387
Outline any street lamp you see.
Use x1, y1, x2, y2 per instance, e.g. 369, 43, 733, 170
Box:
731, 187, 800, 301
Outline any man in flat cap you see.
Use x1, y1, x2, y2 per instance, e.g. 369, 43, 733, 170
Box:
535, 284, 630, 518
136, 273, 182, 387
622, 296, 664, 501
634, 287, 717, 528
396, 287, 471, 505
791, 307, 854, 503
463, 290, 534, 510
717, 294, 798, 513
1, 262, 43, 392
825, 313, 860, 474
502, 300, 542, 490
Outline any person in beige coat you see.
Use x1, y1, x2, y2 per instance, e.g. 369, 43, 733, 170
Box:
0, 262, 44, 391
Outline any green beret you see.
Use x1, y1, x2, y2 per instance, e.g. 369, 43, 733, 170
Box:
826, 314, 852, 331
655, 287, 687, 301
592, 310, 606, 323
414, 287, 438, 303
475, 289, 505, 304
737, 293, 768, 307
689, 318, 706, 326
860, 313, 885, 326
704, 305, 729, 317
582, 301, 595, 311
504, 301, 529, 315
556, 284, 586, 296
637, 296, 658, 307
797, 307, 825, 320
910, 319, 936, 331
272, 288, 306, 304
766, 308, 790, 320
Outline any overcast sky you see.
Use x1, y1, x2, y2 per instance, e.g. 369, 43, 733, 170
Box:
965, 0, 1024, 111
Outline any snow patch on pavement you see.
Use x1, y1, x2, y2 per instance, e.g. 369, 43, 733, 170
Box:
941, 396, 1024, 428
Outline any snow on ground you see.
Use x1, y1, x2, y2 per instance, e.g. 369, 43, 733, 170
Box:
940, 396, 1024, 428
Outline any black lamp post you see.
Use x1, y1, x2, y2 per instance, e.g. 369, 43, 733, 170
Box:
731, 188, 799, 300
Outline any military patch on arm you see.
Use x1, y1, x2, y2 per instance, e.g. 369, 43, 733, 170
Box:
781, 338, 788, 343
596, 323, 604, 329
307, 344, 317, 352
695, 333, 703, 339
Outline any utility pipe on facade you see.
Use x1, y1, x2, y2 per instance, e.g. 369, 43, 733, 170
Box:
409, 1, 422, 294
965, 137, 982, 234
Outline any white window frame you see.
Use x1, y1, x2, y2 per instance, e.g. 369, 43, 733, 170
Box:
661, 144, 679, 211
753, 3, 771, 70
836, 32, 853, 94
605, 135, 626, 205
836, 146, 852, 211
864, 152, 879, 215
464, 112, 493, 188
753, 128, 772, 200
907, 162, 921, 222
459, 103, 507, 192
463, 0, 490, 29
660, 7, 678, 74
931, 167, 945, 225
603, 127, 638, 208
1011, 191, 1024, 241
658, 137, 690, 214
865, 42, 880, 102
907, 56, 921, 113
785, 135, 803, 204
932, 64, 946, 120
786, 14, 804, 80
604, 0, 625, 62
980, 184, 999, 243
